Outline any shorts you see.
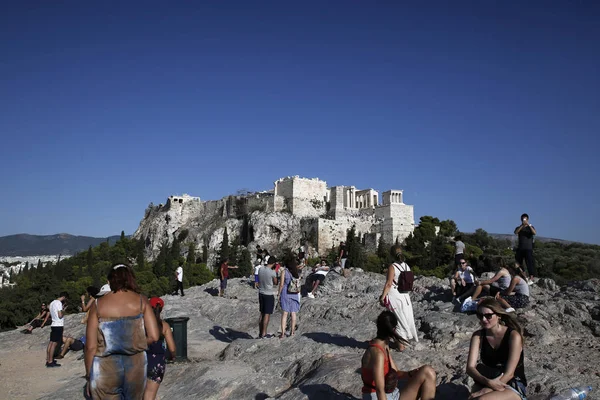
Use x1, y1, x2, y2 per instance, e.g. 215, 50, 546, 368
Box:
504, 293, 530, 309
506, 377, 527, 399
362, 388, 399, 400
340, 258, 348, 269
259, 293, 275, 315
220, 278, 228, 290
489, 285, 505, 297
50, 326, 63, 343
254, 274, 259, 283
70, 339, 84, 352
312, 274, 326, 284
31, 319, 44, 328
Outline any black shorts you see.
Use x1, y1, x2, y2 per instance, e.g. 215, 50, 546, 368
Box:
69, 339, 84, 352
312, 274, 326, 283
259, 293, 275, 315
50, 327, 63, 343
489, 285, 503, 297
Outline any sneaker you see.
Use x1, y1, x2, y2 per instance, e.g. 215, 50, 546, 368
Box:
462, 296, 472, 305
46, 361, 61, 368
453, 297, 462, 305
307, 293, 315, 299
505, 307, 516, 313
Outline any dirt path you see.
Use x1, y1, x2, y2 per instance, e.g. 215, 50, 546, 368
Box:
0, 343, 86, 399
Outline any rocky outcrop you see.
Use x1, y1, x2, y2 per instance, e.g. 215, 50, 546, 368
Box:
9, 272, 596, 399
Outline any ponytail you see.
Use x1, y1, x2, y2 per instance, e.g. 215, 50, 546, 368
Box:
153, 305, 163, 333
389, 244, 405, 263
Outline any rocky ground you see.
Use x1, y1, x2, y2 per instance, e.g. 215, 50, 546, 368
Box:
1, 270, 599, 399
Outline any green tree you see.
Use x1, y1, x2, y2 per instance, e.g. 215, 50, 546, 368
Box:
186, 242, 196, 265
346, 225, 366, 269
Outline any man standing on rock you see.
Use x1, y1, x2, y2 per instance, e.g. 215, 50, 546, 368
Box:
257, 256, 278, 338
173, 263, 184, 296
514, 213, 537, 283
219, 258, 238, 297
46, 291, 68, 367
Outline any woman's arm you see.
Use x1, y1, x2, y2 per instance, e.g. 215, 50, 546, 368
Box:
369, 350, 387, 400
466, 331, 489, 386
503, 277, 520, 295
278, 269, 285, 296
379, 265, 395, 306
82, 298, 94, 313
162, 321, 177, 358
143, 296, 160, 343
498, 330, 523, 383
84, 303, 99, 378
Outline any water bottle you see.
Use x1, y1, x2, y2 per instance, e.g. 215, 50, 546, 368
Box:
549, 385, 592, 399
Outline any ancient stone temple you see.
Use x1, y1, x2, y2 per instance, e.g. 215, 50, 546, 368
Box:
134, 176, 415, 261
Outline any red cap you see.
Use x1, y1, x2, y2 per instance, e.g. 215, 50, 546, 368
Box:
149, 297, 164, 309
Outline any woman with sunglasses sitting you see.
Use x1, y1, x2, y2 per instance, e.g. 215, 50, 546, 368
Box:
361, 311, 437, 400
467, 298, 527, 400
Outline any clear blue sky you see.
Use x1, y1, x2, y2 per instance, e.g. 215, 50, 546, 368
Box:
1, 1, 599, 244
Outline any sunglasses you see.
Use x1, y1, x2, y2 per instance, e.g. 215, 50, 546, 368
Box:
476, 312, 496, 320
460, 262, 467, 265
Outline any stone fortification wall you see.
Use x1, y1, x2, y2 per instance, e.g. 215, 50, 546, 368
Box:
375, 203, 414, 245
274, 176, 327, 218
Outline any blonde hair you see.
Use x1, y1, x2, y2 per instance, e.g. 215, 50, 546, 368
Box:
478, 298, 523, 337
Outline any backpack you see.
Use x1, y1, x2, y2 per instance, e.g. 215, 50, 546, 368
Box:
393, 262, 414, 292
286, 270, 301, 294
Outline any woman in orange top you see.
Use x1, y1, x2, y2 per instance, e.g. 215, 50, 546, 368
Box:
361, 311, 437, 400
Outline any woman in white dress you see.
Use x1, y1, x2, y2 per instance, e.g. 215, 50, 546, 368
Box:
379, 244, 418, 350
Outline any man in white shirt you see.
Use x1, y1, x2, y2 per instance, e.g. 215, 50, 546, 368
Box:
46, 292, 69, 367
173, 265, 184, 296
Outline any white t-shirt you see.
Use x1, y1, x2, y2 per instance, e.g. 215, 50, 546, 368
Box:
176, 266, 183, 282
314, 267, 329, 276
455, 241, 465, 255
49, 299, 64, 327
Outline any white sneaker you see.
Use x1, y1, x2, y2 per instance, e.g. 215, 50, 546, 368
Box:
462, 296, 472, 305
307, 292, 315, 299
505, 307, 516, 313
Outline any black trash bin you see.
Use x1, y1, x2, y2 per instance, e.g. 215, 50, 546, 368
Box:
165, 317, 190, 362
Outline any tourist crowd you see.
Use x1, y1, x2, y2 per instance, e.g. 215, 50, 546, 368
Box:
22, 213, 537, 400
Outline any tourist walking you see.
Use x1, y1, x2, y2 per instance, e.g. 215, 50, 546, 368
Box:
514, 213, 537, 283
219, 258, 239, 297
466, 298, 527, 399
379, 245, 418, 348
360, 311, 436, 400
85, 264, 159, 400
144, 297, 176, 400
46, 292, 69, 367
454, 235, 466, 267
278, 260, 301, 338
173, 264, 184, 296
257, 256, 278, 338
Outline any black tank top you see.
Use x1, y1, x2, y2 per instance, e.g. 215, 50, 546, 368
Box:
480, 327, 527, 385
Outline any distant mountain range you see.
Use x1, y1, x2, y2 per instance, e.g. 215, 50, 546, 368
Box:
0, 234, 121, 256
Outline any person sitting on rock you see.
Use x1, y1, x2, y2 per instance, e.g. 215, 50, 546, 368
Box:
452, 258, 477, 305
55, 335, 85, 359
22, 303, 50, 334
307, 261, 330, 299
361, 310, 436, 400
470, 257, 512, 302
467, 298, 527, 400
495, 263, 530, 312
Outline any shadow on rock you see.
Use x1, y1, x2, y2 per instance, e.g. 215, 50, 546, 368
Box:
209, 326, 253, 343
204, 288, 219, 296
255, 394, 269, 400
299, 384, 360, 400
435, 382, 471, 399
303, 332, 368, 349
